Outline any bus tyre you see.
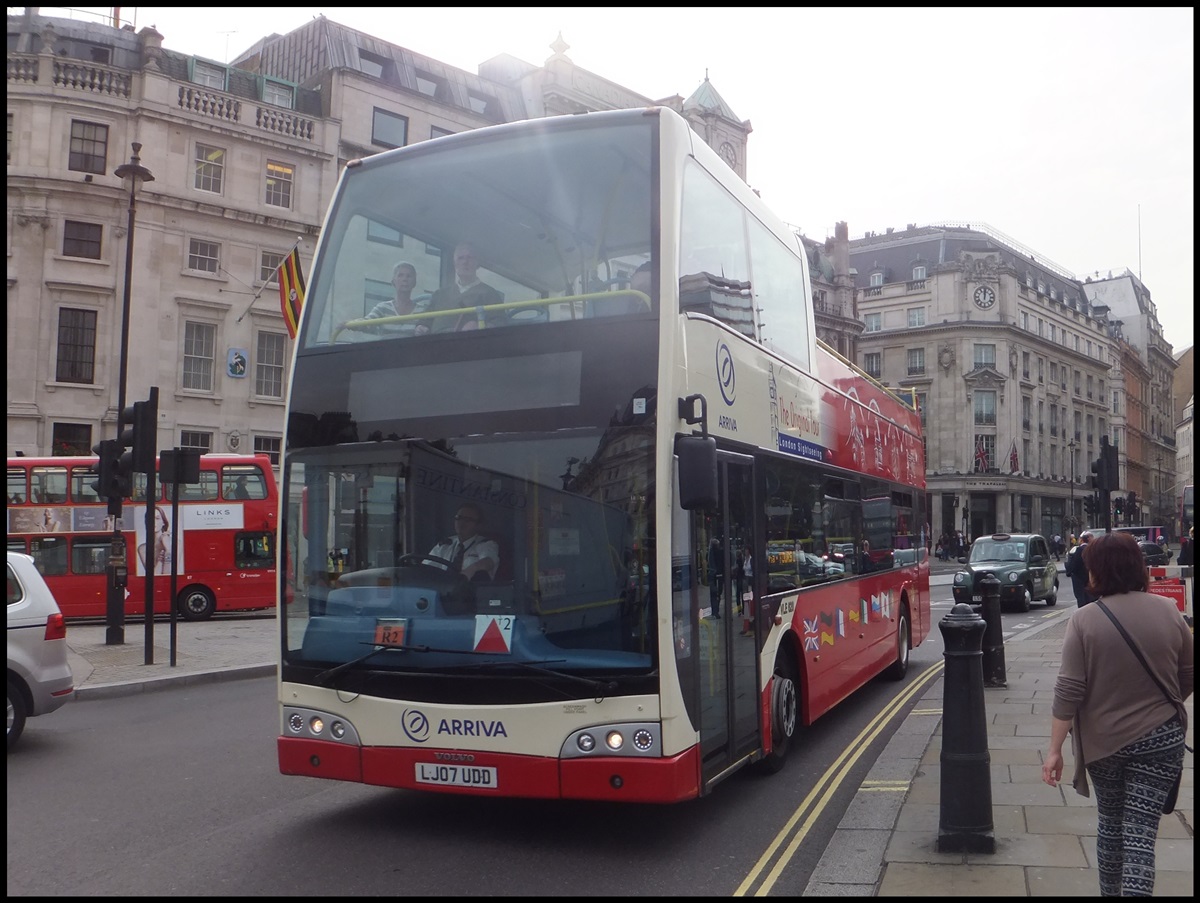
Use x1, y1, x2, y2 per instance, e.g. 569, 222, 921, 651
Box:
883, 605, 910, 681
8, 679, 28, 752
756, 654, 798, 774
178, 586, 216, 621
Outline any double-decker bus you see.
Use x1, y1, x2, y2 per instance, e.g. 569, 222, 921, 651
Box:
276, 107, 930, 802
6, 453, 278, 620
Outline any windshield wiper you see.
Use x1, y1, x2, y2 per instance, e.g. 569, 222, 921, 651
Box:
315, 641, 469, 685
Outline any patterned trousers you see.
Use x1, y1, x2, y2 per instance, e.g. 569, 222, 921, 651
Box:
1086, 716, 1185, 896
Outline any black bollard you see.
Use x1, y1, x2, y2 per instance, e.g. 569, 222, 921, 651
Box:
977, 574, 1007, 688
937, 602, 995, 853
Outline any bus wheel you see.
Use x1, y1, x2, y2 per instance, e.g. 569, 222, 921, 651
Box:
883, 604, 910, 680
756, 653, 798, 774
178, 586, 216, 621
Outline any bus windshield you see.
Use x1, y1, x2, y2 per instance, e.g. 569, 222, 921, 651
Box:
285, 435, 657, 689
305, 118, 654, 348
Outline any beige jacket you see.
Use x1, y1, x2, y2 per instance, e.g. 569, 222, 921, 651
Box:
1051, 590, 1193, 796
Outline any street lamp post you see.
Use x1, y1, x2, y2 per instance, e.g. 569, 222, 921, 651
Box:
104, 143, 155, 645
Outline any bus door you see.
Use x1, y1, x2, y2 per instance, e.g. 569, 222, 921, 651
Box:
697, 452, 759, 786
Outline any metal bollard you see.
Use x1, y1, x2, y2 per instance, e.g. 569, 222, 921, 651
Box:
937, 602, 995, 853
977, 574, 1007, 688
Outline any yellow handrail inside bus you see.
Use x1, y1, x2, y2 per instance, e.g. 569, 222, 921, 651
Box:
331, 290, 650, 342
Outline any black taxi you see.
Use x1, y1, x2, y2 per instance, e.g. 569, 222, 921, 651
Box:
951, 533, 1059, 613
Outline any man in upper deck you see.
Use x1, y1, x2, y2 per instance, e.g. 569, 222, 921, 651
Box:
429, 242, 504, 332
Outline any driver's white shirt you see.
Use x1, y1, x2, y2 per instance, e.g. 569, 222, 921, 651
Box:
428, 534, 499, 579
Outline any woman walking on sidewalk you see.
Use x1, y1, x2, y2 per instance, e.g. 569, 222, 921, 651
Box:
1041, 531, 1193, 897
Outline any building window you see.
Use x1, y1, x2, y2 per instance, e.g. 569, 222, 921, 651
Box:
265, 161, 293, 208
906, 348, 925, 375
55, 308, 97, 384
260, 251, 285, 285
51, 423, 92, 457
262, 80, 293, 108
191, 60, 226, 90
1038, 357, 1044, 383
863, 352, 881, 378
7, 112, 13, 164
366, 221, 403, 246
415, 69, 442, 97
864, 312, 881, 333
253, 435, 281, 466
194, 143, 225, 193
973, 344, 996, 368
358, 49, 391, 80
912, 265, 926, 280
1049, 362, 1058, 384
182, 321, 216, 391
907, 307, 925, 328
1074, 370, 1081, 395
467, 91, 498, 118
869, 272, 884, 288
973, 434, 996, 472
371, 108, 409, 149
187, 238, 221, 273
62, 220, 102, 259
68, 120, 108, 174
255, 331, 286, 398
974, 390, 997, 425
431, 125, 454, 140
179, 430, 213, 453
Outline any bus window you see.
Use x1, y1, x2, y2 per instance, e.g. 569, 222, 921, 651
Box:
71, 537, 110, 575
234, 531, 274, 569
29, 536, 68, 576
31, 466, 68, 504
222, 466, 267, 500
8, 467, 27, 504
71, 465, 103, 503
166, 470, 219, 501
8, 538, 27, 553
131, 471, 162, 502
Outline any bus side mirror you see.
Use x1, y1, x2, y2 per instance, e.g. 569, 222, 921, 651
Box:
676, 435, 717, 511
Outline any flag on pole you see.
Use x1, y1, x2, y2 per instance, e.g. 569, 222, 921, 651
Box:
278, 247, 306, 340
1009, 439, 1019, 473
974, 437, 989, 472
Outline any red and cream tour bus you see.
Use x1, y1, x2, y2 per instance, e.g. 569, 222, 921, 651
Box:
276, 106, 929, 802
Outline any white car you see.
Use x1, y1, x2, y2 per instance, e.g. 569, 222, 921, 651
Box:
7, 551, 74, 751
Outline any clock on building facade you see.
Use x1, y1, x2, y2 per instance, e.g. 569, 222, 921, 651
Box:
973, 285, 996, 309
718, 141, 737, 169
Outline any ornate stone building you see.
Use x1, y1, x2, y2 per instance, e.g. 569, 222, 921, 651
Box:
845, 223, 1174, 542
6, 10, 750, 463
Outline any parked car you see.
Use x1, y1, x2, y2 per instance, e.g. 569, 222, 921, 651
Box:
7, 551, 74, 752
1138, 540, 1173, 567
952, 533, 1059, 612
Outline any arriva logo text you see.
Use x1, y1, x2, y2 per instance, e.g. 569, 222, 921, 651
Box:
718, 414, 738, 431
439, 718, 508, 738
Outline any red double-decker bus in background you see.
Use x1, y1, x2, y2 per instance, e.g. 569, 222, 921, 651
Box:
6, 453, 278, 620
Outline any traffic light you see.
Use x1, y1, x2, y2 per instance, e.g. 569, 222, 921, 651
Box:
89, 438, 119, 494
1090, 457, 1104, 492
1083, 496, 1095, 518
119, 398, 157, 475
1101, 436, 1119, 493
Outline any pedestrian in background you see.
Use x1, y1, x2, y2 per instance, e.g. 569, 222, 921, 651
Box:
1064, 530, 1095, 607
1042, 530, 1192, 897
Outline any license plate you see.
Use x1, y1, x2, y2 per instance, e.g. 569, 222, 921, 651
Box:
971, 594, 982, 602
374, 619, 408, 646
415, 762, 498, 789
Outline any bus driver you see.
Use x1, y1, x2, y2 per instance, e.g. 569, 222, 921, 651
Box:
428, 503, 499, 582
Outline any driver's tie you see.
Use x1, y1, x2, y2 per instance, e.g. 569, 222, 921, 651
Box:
451, 540, 467, 573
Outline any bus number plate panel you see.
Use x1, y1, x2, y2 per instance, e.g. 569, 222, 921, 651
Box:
415, 763, 498, 789
374, 618, 409, 647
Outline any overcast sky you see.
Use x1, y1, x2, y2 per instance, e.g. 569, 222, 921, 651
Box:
52, 6, 1195, 351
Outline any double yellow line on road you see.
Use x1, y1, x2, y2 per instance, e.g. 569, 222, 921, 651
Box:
734, 660, 945, 896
